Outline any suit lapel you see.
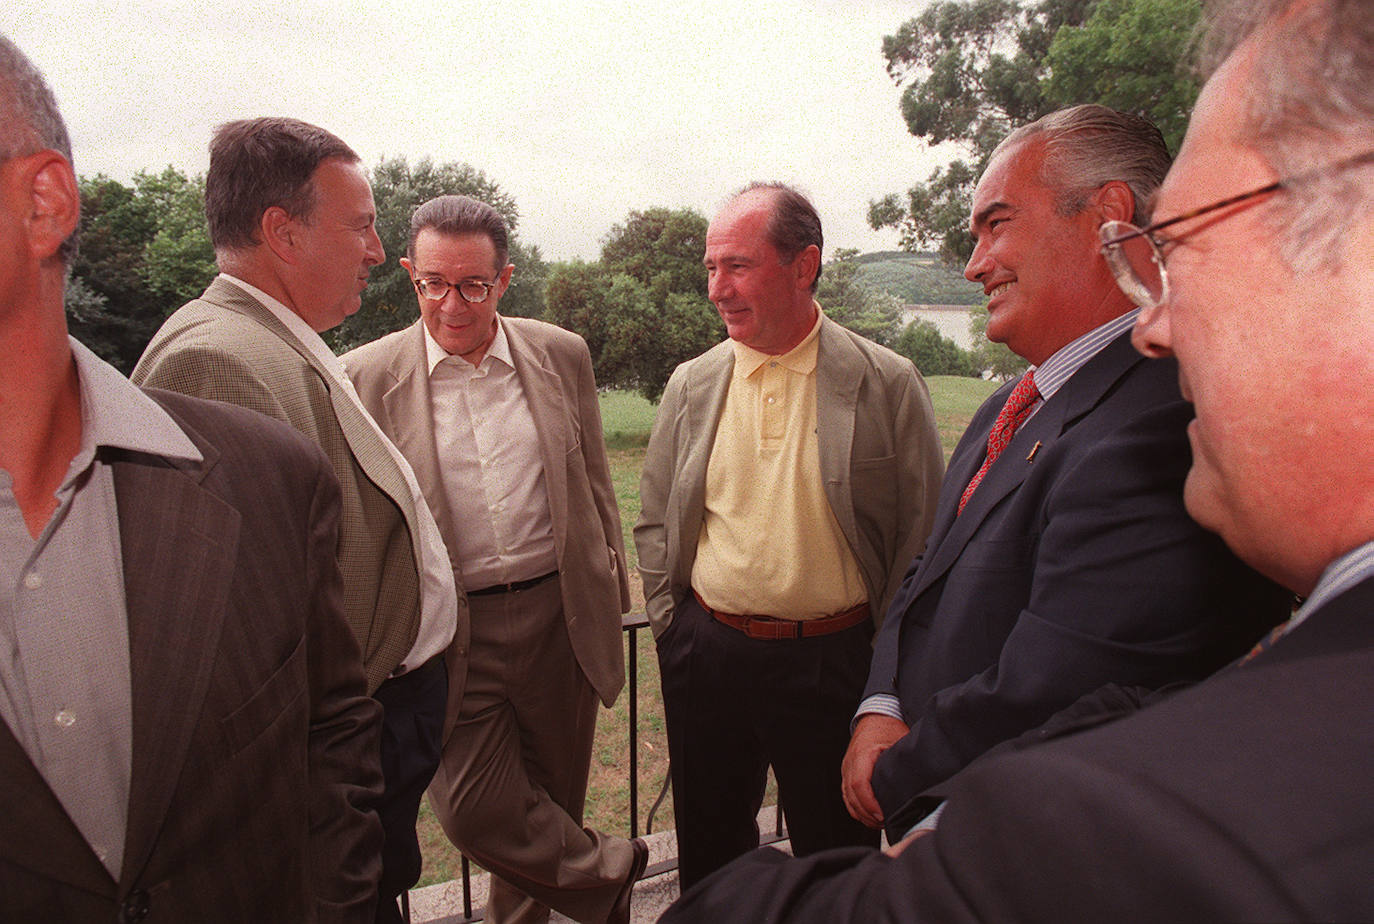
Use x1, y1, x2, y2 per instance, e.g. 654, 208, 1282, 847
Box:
505, 319, 571, 562
381, 324, 457, 571
207, 281, 417, 521
815, 319, 862, 553
0, 719, 114, 895
677, 344, 733, 578
910, 333, 1144, 599
112, 448, 240, 892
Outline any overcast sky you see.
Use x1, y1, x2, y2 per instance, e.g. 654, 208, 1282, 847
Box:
5, 0, 954, 263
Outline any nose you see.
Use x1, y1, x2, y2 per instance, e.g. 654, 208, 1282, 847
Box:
707, 269, 730, 303
365, 225, 385, 267
1131, 300, 1174, 359
964, 238, 991, 284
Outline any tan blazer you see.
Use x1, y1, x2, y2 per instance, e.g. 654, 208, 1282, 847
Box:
0, 390, 382, 922
635, 313, 946, 637
342, 317, 630, 713
132, 277, 427, 693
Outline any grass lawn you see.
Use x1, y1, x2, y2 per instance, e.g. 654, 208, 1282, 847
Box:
415, 375, 999, 886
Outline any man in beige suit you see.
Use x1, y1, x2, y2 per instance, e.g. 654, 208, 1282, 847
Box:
343, 195, 645, 924
133, 118, 458, 923
635, 183, 945, 888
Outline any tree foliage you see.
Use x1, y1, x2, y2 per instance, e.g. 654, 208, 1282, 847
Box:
870, 0, 1200, 264
817, 248, 904, 346
893, 318, 979, 377
328, 157, 544, 352
545, 208, 721, 403
69, 168, 215, 373
969, 309, 1031, 380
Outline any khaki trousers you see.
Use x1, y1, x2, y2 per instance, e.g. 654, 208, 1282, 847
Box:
428, 575, 634, 923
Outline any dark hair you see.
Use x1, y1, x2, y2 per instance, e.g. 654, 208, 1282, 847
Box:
205, 117, 358, 251
406, 195, 510, 269
736, 182, 823, 292
0, 33, 77, 262
997, 104, 1172, 226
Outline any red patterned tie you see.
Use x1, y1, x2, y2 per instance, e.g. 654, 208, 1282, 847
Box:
958, 370, 1039, 515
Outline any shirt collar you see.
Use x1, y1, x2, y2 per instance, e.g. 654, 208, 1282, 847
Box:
217, 273, 344, 377
67, 337, 202, 489
731, 304, 823, 379
425, 316, 511, 376
1290, 540, 1374, 630
1032, 309, 1140, 401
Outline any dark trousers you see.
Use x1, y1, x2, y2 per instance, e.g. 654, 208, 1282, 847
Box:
657, 594, 879, 890
373, 654, 448, 924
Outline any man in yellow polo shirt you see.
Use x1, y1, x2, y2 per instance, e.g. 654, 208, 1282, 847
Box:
635, 182, 945, 887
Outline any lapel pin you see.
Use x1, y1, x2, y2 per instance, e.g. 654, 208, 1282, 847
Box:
1026, 441, 1042, 462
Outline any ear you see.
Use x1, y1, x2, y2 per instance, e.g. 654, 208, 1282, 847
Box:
1093, 181, 1137, 224
22, 151, 80, 261
493, 262, 515, 299
399, 256, 414, 275
260, 205, 298, 264
793, 244, 821, 291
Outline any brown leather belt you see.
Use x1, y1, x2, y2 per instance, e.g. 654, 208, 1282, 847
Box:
469, 570, 559, 597
693, 590, 870, 640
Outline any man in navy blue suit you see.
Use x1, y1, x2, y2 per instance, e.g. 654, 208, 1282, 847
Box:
665, 0, 1374, 919
841, 103, 1288, 839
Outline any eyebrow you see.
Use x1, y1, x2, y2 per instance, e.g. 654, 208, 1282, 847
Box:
970, 200, 1012, 231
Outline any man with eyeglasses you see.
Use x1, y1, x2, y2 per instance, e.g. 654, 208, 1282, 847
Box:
661, 0, 1374, 919
342, 195, 646, 924
134, 119, 459, 923
840, 103, 1288, 843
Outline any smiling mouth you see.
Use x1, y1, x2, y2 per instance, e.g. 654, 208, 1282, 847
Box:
988, 281, 1014, 298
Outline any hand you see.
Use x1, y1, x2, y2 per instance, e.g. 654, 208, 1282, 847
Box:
841, 714, 909, 828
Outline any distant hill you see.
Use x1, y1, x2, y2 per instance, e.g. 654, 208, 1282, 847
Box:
854, 250, 984, 306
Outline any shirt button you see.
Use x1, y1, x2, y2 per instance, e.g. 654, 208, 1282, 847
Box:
766, 396, 776, 404
55, 709, 76, 727
24, 572, 42, 590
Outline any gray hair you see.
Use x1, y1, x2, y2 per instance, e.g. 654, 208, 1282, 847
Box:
734, 182, 824, 292
0, 33, 77, 262
406, 195, 510, 269
996, 104, 1172, 225
1199, 0, 1374, 271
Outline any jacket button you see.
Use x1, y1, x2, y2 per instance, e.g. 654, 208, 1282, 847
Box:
119, 889, 151, 922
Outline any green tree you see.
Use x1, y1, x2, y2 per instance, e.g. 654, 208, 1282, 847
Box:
893, 318, 979, 377
870, 0, 1200, 264
600, 207, 708, 302
69, 168, 213, 373
817, 248, 904, 346
328, 157, 544, 351
968, 309, 1030, 380
547, 207, 722, 402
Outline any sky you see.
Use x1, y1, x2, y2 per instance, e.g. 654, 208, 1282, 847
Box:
5, 0, 956, 263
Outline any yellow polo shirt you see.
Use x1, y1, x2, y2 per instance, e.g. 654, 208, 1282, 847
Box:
691, 310, 868, 620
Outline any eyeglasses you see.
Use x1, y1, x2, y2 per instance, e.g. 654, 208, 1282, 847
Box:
1099, 149, 1374, 310
412, 276, 500, 304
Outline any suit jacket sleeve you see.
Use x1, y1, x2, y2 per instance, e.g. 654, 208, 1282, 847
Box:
873, 396, 1273, 823
663, 743, 1300, 924
635, 364, 688, 637
300, 439, 386, 921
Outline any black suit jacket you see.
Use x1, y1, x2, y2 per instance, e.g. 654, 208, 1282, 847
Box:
866, 334, 1288, 834
0, 390, 383, 923
666, 575, 1374, 923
